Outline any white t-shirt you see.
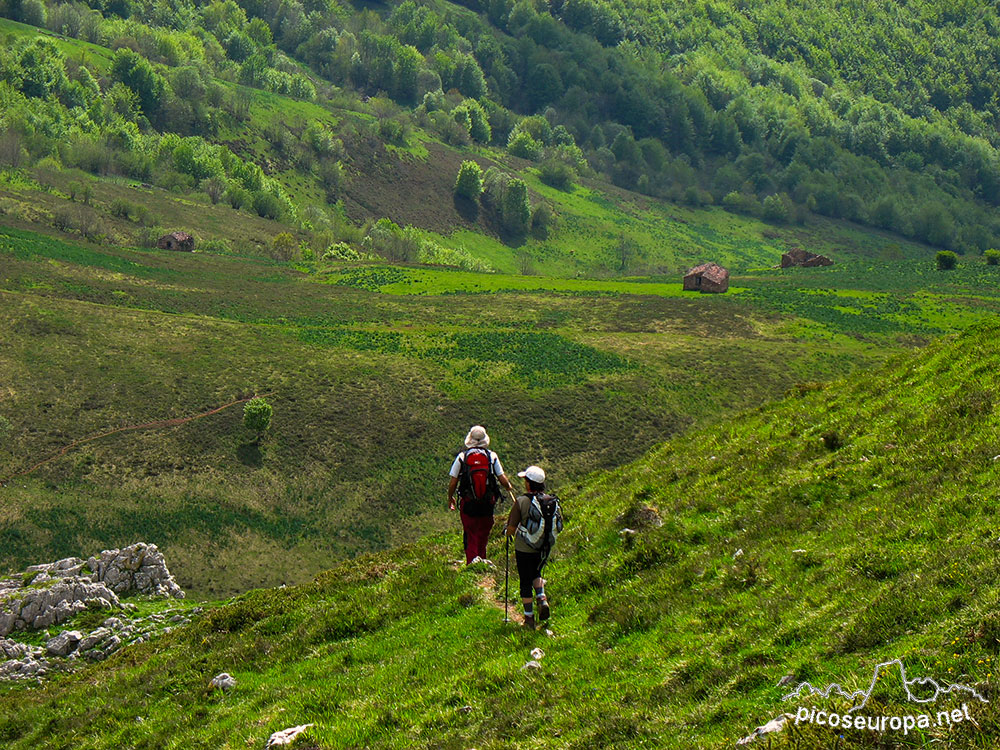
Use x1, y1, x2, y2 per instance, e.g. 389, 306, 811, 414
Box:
449, 449, 504, 478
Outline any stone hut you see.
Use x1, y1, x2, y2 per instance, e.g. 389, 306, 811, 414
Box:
157, 231, 195, 252
683, 263, 729, 293
781, 247, 832, 268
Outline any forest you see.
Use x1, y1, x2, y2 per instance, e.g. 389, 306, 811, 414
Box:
1, 0, 999, 257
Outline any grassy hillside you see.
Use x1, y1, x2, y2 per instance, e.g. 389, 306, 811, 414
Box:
0, 223, 891, 596
4, 223, 1000, 596
3, 321, 1000, 748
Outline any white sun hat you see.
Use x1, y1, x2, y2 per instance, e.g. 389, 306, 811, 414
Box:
464, 425, 490, 448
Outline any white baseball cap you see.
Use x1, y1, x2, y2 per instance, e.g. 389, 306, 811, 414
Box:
517, 465, 546, 483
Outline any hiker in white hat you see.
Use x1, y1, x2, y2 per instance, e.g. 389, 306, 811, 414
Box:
506, 465, 562, 629
447, 425, 516, 564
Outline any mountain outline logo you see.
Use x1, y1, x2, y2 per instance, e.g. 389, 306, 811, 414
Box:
781, 658, 989, 713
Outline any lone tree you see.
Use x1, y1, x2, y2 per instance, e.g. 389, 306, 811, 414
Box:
936, 250, 958, 270
243, 397, 272, 443
986, 249, 1000, 266
454, 161, 483, 201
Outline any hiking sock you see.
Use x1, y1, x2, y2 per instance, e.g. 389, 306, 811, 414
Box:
524, 605, 533, 618
534, 586, 545, 600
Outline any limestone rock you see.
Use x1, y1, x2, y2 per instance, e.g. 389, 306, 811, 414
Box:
1, 638, 35, 660
0, 653, 48, 681
78, 628, 112, 653
266, 724, 315, 748
521, 660, 542, 671
0, 543, 185, 638
0, 580, 120, 637
87, 543, 185, 599
530, 648, 545, 660
210, 673, 236, 691
46, 630, 83, 657
736, 713, 794, 746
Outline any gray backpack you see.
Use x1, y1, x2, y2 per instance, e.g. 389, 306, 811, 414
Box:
517, 493, 563, 556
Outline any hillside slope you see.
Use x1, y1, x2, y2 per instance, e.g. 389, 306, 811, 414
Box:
2, 322, 999, 748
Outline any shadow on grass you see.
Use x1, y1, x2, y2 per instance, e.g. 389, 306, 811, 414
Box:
237, 442, 263, 467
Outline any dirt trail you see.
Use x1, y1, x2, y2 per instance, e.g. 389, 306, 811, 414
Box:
476, 573, 524, 626
1, 392, 274, 485
448, 557, 524, 625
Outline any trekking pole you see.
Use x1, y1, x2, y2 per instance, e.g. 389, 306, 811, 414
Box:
504, 532, 510, 624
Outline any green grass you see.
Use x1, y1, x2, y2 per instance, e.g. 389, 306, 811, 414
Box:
3, 323, 1000, 747
2, 224, 891, 597
323, 264, 697, 296
1, 222, 998, 606
0, 17, 115, 72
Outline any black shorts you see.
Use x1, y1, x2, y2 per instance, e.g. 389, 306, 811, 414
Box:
515, 549, 546, 599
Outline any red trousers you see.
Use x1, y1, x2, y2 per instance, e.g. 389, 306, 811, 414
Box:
460, 510, 494, 563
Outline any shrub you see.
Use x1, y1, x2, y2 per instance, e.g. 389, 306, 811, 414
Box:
363, 218, 420, 262
377, 118, 405, 144
936, 250, 958, 270
252, 191, 285, 221
243, 397, 272, 443
323, 242, 363, 261
199, 238, 231, 254
530, 202, 557, 239
461, 99, 491, 143
137, 226, 166, 248
985, 249, 1000, 266
226, 185, 252, 211
418, 240, 494, 272
454, 161, 483, 201
501, 178, 531, 236
271, 232, 299, 261
21, 0, 47, 27
318, 159, 348, 201
682, 185, 703, 207
109, 198, 134, 219
202, 177, 226, 204
762, 193, 791, 223
507, 131, 543, 160
538, 158, 575, 190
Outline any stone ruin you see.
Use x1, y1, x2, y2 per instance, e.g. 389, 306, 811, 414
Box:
781, 247, 833, 268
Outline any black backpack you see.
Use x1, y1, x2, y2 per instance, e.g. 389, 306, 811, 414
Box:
458, 448, 500, 517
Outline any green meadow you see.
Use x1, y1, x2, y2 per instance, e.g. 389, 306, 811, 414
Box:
3, 320, 1000, 749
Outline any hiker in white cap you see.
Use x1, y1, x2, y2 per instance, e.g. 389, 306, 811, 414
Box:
506, 465, 563, 629
447, 425, 516, 564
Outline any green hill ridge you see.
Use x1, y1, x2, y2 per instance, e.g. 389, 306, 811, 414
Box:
3, 321, 999, 748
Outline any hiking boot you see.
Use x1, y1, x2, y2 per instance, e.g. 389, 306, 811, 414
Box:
537, 597, 550, 621
523, 614, 535, 630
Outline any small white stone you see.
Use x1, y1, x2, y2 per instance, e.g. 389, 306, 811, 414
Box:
209, 673, 236, 691
266, 723, 315, 747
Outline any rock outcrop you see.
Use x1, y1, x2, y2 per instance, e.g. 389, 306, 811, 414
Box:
0, 543, 192, 681
23, 542, 185, 599
0, 579, 120, 636
1, 543, 184, 638
2, 608, 200, 681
